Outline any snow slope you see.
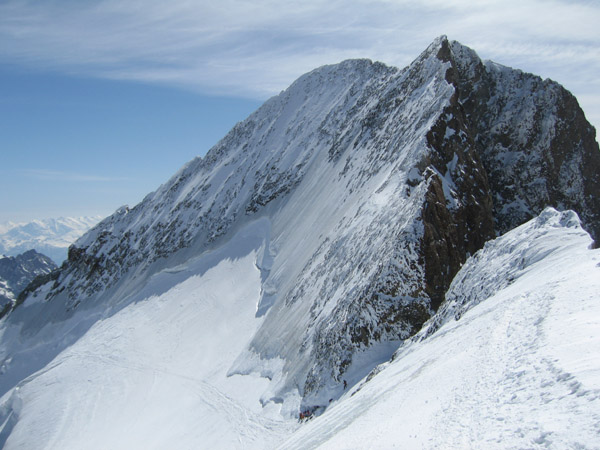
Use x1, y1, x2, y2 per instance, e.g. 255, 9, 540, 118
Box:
0, 218, 297, 449
281, 208, 600, 449
0, 217, 102, 265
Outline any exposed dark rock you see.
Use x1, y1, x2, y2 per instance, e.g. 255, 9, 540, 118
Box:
15, 269, 60, 308
448, 39, 600, 245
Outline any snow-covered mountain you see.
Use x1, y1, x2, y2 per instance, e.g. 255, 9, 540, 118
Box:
0, 216, 103, 265
0, 36, 598, 448
0, 250, 57, 313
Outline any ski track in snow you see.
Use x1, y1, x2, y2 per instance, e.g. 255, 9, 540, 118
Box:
280, 210, 600, 449
45, 350, 284, 445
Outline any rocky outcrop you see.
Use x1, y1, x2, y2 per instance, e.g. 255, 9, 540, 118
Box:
448, 40, 600, 245
415, 36, 600, 324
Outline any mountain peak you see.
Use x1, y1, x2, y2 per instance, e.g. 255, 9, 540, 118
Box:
425, 34, 449, 52
1, 38, 599, 447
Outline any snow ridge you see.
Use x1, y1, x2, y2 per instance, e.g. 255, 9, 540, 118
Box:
419, 207, 585, 338
282, 209, 600, 449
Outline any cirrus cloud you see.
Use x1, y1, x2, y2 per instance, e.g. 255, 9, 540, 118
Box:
1, 0, 599, 129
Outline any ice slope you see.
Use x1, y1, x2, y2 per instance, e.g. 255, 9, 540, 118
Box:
0, 218, 297, 449
0, 216, 102, 264
281, 208, 600, 449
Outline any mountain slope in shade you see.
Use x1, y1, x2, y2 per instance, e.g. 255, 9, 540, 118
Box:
281, 208, 600, 449
0, 36, 598, 446
0, 216, 102, 265
447, 43, 600, 241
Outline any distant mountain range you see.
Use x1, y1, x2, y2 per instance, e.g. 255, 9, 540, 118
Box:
0, 216, 102, 265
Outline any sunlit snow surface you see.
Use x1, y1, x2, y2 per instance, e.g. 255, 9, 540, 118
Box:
0, 209, 598, 448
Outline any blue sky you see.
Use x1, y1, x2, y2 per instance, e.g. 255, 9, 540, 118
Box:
0, 67, 260, 221
1, 0, 599, 223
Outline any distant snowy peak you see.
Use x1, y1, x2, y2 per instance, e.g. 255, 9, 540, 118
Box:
0, 216, 103, 264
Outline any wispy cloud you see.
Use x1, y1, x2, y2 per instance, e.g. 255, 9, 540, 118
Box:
1, 0, 599, 126
23, 169, 130, 183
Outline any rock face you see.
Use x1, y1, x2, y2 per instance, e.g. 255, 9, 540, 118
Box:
0, 250, 57, 312
447, 41, 600, 244
6, 37, 600, 410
